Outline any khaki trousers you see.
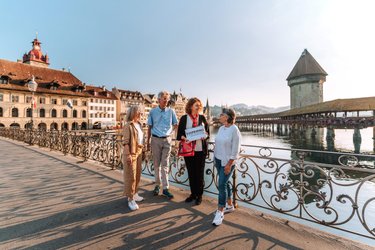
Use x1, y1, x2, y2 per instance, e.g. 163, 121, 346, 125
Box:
151, 136, 172, 189
123, 146, 143, 199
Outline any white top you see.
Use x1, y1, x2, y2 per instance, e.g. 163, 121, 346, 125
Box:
214, 124, 241, 167
134, 122, 144, 145
186, 115, 203, 151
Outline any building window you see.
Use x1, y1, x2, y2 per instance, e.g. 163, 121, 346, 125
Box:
90, 113, 93, 118
51, 109, 57, 118
39, 97, 46, 104
26, 108, 32, 117
0, 94, 3, 102
0, 78, 8, 84
26, 96, 32, 103
95, 113, 98, 118
90, 98, 93, 102
40, 108, 45, 117
73, 109, 77, 118
82, 110, 87, 118
51, 98, 57, 104
12, 107, 18, 117
82, 100, 87, 106
12, 95, 19, 103
0, 107, 3, 117
73, 100, 78, 106
63, 109, 68, 118
62, 99, 68, 105
99, 99, 102, 103
99, 106, 102, 111
90, 106, 93, 110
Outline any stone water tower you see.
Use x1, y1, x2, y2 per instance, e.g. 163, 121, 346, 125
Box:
287, 49, 327, 109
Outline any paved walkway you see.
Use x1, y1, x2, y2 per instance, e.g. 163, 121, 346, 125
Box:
0, 138, 372, 250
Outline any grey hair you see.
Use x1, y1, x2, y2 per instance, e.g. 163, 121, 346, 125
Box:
126, 105, 143, 122
157, 91, 170, 100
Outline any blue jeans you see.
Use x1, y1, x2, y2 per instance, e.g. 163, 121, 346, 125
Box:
215, 158, 235, 208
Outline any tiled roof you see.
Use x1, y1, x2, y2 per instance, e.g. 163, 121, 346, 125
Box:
0, 58, 89, 97
0, 59, 82, 86
143, 94, 153, 104
85, 85, 118, 100
240, 96, 375, 118
116, 88, 144, 100
286, 49, 328, 81
0, 82, 90, 97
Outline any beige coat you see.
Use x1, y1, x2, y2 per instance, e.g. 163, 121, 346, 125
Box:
123, 121, 144, 156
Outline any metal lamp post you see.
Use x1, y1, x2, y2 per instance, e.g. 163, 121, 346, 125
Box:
27, 75, 38, 144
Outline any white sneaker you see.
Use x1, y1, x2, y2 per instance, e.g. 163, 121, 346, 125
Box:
224, 204, 235, 214
134, 193, 144, 202
128, 199, 139, 211
212, 210, 224, 226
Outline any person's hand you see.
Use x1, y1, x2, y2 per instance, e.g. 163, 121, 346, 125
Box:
224, 164, 231, 175
181, 136, 191, 143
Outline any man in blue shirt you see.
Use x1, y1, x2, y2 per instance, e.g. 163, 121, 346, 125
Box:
147, 91, 178, 199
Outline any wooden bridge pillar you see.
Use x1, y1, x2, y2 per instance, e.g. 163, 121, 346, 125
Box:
311, 127, 317, 138
353, 127, 362, 154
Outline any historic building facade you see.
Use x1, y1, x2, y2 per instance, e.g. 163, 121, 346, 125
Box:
143, 94, 158, 121
170, 91, 188, 119
0, 37, 89, 130
86, 85, 117, 129
287, 49, 328, 109
112, 88, 145, 126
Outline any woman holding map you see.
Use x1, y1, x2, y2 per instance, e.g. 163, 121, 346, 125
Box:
177, 97, 210, 205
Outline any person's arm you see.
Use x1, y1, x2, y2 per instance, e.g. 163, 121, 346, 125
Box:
147, 126, 152, 151
176, 115, 186, 141
172, 109, 178, 131
146, 111, 153, 151
123, 124, 132, 165
224, 127, 241, 174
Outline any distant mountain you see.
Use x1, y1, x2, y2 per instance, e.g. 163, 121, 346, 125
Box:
210, 104, 289, 117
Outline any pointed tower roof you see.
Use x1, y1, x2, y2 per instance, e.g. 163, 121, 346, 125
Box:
286, 49, 327, 81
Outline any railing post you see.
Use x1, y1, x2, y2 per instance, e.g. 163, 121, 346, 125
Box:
83, 133, 88, 162
111, 135, 115, 169
232, 167, 238, 208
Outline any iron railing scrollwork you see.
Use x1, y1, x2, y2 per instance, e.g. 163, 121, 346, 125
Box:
1, 127, 375, 240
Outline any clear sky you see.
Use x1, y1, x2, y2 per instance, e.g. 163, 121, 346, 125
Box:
1, 0, 374, 107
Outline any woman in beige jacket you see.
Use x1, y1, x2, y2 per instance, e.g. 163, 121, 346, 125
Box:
123, 105, 145, 211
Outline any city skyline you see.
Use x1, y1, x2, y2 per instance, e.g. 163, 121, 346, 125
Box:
1, 0, 374, 107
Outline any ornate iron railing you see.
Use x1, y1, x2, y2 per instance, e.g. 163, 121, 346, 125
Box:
1, 128, 375, 240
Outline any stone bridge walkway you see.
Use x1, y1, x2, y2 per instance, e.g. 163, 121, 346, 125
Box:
0, 138, 372, 250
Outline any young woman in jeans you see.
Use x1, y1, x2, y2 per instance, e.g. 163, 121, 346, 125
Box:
212, 108, 241, 226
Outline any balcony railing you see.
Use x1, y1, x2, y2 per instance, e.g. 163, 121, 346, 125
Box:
1, 127, 375, 240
